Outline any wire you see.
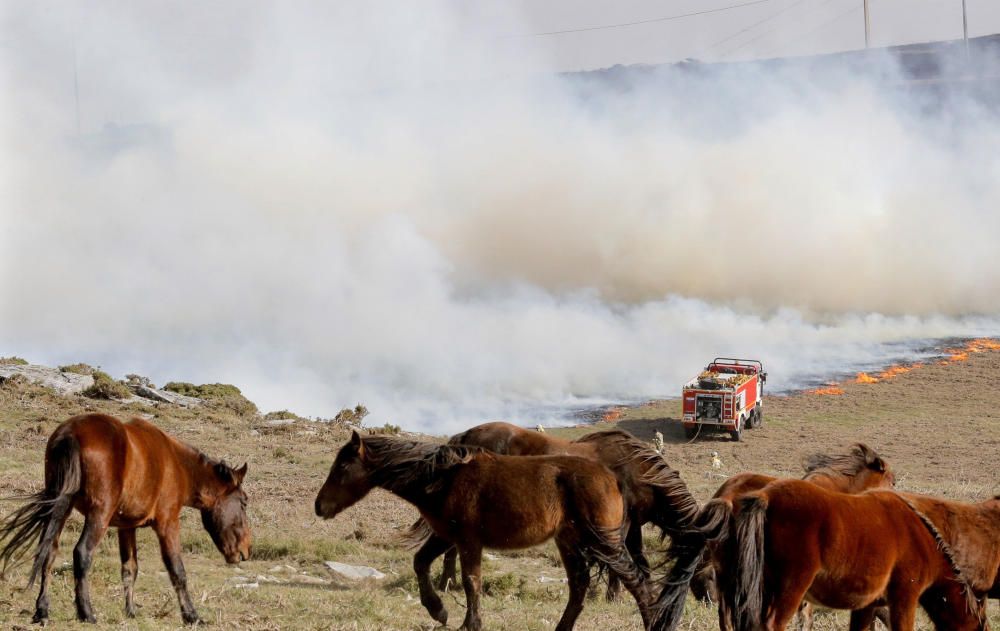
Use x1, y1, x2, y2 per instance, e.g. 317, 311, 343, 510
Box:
703, 0, 815, 56
720, 0, 844, 59
530, 0, 772, 37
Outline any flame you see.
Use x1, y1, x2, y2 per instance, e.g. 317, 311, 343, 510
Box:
601, 408, 623, 423
808, 385, 845, 396
943, 338, 1000, 362
855, 372, 879, 384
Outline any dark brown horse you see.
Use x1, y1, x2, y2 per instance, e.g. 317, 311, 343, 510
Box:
691, 443, 895, 630
315, 431, 678, 631
714, 479, 986, 631
0, 413, 251, 624
428, 421, 700, 605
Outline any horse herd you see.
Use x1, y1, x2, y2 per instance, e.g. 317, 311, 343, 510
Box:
1, 413, 999, 631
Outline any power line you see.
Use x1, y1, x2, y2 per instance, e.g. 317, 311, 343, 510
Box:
530, 0, 772, 37
703, 0, 814, 55
720, 0, 843, 59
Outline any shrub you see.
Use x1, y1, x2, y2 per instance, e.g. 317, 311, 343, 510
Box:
367, 423, 401, 435
125, 373, 154, 388
263, 409, 306, 422
482, 572, 525, 598
0, 356, 29, 366
162, 382, 258, 418
82, 371, 132, 400
332, 404, 369, 427
59, 363, 95, 375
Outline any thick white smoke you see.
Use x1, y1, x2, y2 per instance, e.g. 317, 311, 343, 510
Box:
2, 3, 999, 431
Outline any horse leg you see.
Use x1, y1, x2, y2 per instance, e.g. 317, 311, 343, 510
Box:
457, 543, 484, 631
849, 606, 879, 631
886, 586, 919, 631
436, 545, 458, 591
414, 535, 451, 625
118, 528, 138, 617
555, 537, 592, 631
73, 511, 112, 623
154, 519, 201, 624
607, 521, 648, 602
763, 571, 814, 631
32, 506, 73, 623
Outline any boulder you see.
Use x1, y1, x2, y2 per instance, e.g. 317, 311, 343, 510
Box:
0, 364, 93, 395
129, 384, 203, 407
323, 561, 385, 580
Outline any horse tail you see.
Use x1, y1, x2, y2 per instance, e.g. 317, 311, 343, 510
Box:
649, 498, 733, 631
401, 517, 434, 550
0, 432, 81, 586
729, 494, 768, 631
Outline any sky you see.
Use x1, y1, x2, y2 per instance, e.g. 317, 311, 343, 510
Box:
516, 0, 1000, 70
1, 2, 999, 431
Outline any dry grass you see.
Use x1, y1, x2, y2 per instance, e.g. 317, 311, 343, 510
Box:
2, 350, 1000, 629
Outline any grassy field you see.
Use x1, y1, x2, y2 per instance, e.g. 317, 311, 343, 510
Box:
1, 345, 999, 630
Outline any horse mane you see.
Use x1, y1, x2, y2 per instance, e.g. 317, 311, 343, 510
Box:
896, 495, 981, 619
361, 435, 482, 494
576, 429, 700, 531
802, 444, 877, 479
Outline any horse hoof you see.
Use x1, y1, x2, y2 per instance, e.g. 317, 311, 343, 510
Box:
431, 607, 448, 625
31, 610, 48, 625
182, 614, 204, 626
77, 614, 97, 624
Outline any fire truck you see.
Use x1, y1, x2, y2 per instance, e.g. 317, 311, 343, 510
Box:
681, 358, 766, 441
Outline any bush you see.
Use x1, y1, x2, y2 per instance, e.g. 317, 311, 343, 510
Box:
162, 382, 258, 418
125, 373, 154, 388
482, 573, 525, 598
59, 363, 95, 375
82, 371, 131, 400
367, 423, 401, 435
332, 404, 369, 427
0, 356, 28, 366
263, 409, 306, 422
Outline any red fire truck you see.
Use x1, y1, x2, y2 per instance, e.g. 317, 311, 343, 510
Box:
681, 358, 766, 441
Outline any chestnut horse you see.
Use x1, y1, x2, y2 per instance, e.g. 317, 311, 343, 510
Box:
717, 479, 986, 631
691, 443, 895, 630
427, 422, 700, 606
315, 431, 677, 631
0, 413, 251, 624
895, 492, 1000, 599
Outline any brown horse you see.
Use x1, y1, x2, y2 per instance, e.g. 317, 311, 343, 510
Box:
0, 413, 251, 624
714, 479, 986, 631
315, 431, 677, 631
895, 492, 1000, 597
691, 444, 895, 630
428, 421, 700, 605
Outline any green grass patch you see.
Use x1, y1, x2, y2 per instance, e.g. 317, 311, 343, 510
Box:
0, 356, 29, 366
82, 370, 132, 400
59, 362, 95, 375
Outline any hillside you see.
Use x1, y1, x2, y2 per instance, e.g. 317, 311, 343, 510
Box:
1, 347, 999, 629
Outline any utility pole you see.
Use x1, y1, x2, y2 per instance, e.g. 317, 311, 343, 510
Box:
863, 0, 871, 48
962, 0, 970, 61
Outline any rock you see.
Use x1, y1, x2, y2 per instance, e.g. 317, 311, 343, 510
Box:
537, 576, 568, 584
263, 418, 296, 427
295, 574, 329, 585
323, 561, 385, 580
0, 364, 94, 395
129, 384, 203, 407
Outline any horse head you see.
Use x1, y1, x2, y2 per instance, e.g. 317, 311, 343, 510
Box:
852, 443, 895, 490
200, 461, 251, 565
315, 431, 375, 519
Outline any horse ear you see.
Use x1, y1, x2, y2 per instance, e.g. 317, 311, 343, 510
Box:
351, 430, 368, 461
857, 443, 886, 472
214, 461, 236, 485
234, 463, 248, 485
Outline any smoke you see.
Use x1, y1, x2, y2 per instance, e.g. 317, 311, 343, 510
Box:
2, 3, 999, 431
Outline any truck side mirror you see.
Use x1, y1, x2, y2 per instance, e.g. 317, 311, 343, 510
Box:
761, 372, 767, 383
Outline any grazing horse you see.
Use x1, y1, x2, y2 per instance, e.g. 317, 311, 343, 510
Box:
715, 479, 986, 631
691, 443, 895, 630
427, 422, 700, 605
315, 431, 676, 631
0, 413, 251, 624
895, 492, 1000, 598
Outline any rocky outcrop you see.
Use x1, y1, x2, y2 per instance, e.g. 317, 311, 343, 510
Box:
0, 363, 94, 394
128, 384, 203, 407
